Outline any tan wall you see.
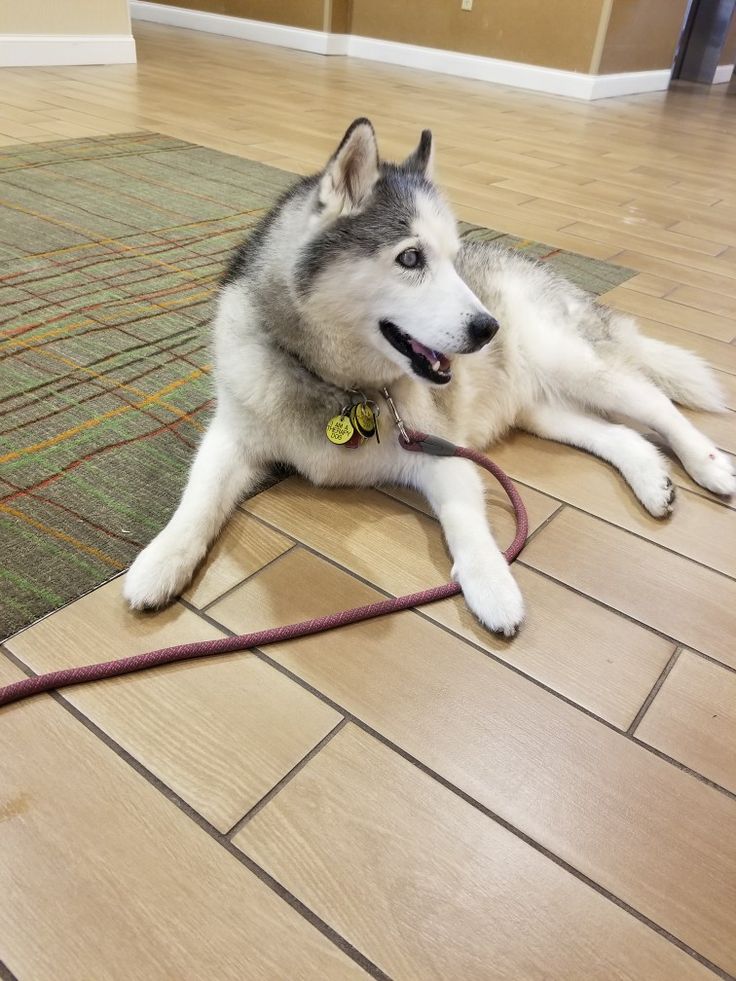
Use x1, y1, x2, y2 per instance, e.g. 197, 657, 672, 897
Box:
3, 0, 131, 35
722, 12, 736, 64
349, 0, 607, 73
149, 0, 325, 31
328, 0, 351, 35
141, 0, 724, 78
597, 0, 689, 74
142, 0, 606, 71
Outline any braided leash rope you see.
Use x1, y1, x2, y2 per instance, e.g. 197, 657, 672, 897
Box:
0, 431, 528, 709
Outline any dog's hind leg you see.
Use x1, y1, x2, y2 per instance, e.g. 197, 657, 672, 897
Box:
562, 370, 736, 497
124, 413, 267, 609
519, 402, 676, 517
412, 456, 524, 636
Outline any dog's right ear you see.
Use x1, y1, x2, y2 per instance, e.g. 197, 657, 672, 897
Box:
317, 118, 379, 218
402, 129, 434, 178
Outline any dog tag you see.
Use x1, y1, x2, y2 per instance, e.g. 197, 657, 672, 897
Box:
351, 402, 376, 438
344, 430, 365, 449
326, 414, 354, 445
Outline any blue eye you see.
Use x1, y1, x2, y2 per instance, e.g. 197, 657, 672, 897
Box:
396, 248, 423, 269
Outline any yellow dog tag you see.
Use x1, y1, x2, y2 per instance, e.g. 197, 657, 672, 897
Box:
326, 414, 354, 445
351, 402, 376, 438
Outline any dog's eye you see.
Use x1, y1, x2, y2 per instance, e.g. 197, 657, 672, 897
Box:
396, 248, 423, 269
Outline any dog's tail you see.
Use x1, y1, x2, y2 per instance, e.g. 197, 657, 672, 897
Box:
629, 333, 726, 411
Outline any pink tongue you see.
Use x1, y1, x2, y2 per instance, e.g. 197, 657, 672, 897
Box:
409, 338, 441, 362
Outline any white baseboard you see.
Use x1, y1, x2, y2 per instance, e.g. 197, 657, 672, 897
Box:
128, 1, 672, 100
714, 63, 735, 84
348, 35, 671, 100
130, 0, 348, 55
586, 69, 672, 99
0, 34, 137, 67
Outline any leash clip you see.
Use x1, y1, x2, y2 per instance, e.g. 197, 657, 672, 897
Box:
382, 388, 410, 444
382, 388, 456, 456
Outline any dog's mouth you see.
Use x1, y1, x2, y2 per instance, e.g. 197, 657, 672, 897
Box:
379, 320, 452, 385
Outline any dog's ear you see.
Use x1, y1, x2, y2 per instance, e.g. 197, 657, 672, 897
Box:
402, 129, 434, 179
318, 118, 379, 217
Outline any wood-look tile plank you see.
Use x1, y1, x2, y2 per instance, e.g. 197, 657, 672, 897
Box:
604, 286, 736, 343
632, 314, 736, 376
454, 204, 623, 261
562, 222, 733, 273
620, 273, 675, 298
488, 430, 736, 576
235, 725, 710, 981
244, 475, 559, 595
636, 650, 736, 795
0, 655, 363, 981
210, 546, 673, 729
183, 508, 294, 608
207, 551, 736, 975
6, 578, 341, 833
682, 405, 736, 455
612, 251, 736, 302
667, 284, 736, 319
672, 219, 736, 250
523, 508, 736, 668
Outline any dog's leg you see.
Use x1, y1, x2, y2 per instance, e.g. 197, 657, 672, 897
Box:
520, 402, 676, 517
124, 414, 266, 609
413, 456, 524, 636
565, 372, 735, 496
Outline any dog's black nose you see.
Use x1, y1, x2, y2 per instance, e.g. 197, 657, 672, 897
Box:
467, 313, 499, 350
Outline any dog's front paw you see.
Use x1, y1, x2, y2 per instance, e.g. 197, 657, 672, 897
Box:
633, 467, 676, 518
685, 445, 736, 497
453, 556, 524, 637
124, 532, 201, 610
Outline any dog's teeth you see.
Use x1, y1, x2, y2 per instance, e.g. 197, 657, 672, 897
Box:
432, 360, 440, 371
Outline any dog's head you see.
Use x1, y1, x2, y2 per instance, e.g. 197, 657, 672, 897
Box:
293, 118, 497, 387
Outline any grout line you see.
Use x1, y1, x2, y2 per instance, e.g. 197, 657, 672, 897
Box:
37, 688, 389, 981
627, 647, 681, 736
199, 542, 297, 613
226, 717, 348, 838
248, 483, 736, 664
0, 960, 18, 981
519, 501, 565, 545
240, 504, 736, 717
629, 735, 736, 803
516, 560, 736, 677
511, 476, 736, 579
191, 570, 736, 812
13, 608, 723, 977
237, 647, 733, 981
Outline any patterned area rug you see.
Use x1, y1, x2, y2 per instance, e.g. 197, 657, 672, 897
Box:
0, 131, 635, 640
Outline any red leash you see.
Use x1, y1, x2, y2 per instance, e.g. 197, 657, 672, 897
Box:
0, 431, 528, 709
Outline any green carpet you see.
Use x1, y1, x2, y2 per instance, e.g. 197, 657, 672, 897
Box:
0, 131, 635, 640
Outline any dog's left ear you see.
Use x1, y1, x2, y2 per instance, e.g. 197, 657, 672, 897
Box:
318, 117, 379, 217
402, 129, 434, 179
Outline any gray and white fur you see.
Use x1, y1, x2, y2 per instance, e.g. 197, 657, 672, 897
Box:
125, 118, 735, 636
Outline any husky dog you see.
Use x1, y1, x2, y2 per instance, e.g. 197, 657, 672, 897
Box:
124, 118, 735, 635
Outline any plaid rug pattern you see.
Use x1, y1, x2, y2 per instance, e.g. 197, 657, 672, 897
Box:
0, 131, 634, 640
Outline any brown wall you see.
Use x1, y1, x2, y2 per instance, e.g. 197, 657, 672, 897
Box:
150, 0, 325, 31
597, 0, 689, 74
4, 0, 131, 34
349, 0, 607, 73
328, 0, 351, 35
144, 0, 606, 72
722, 12, 736, 64
143, 0, 719, 78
